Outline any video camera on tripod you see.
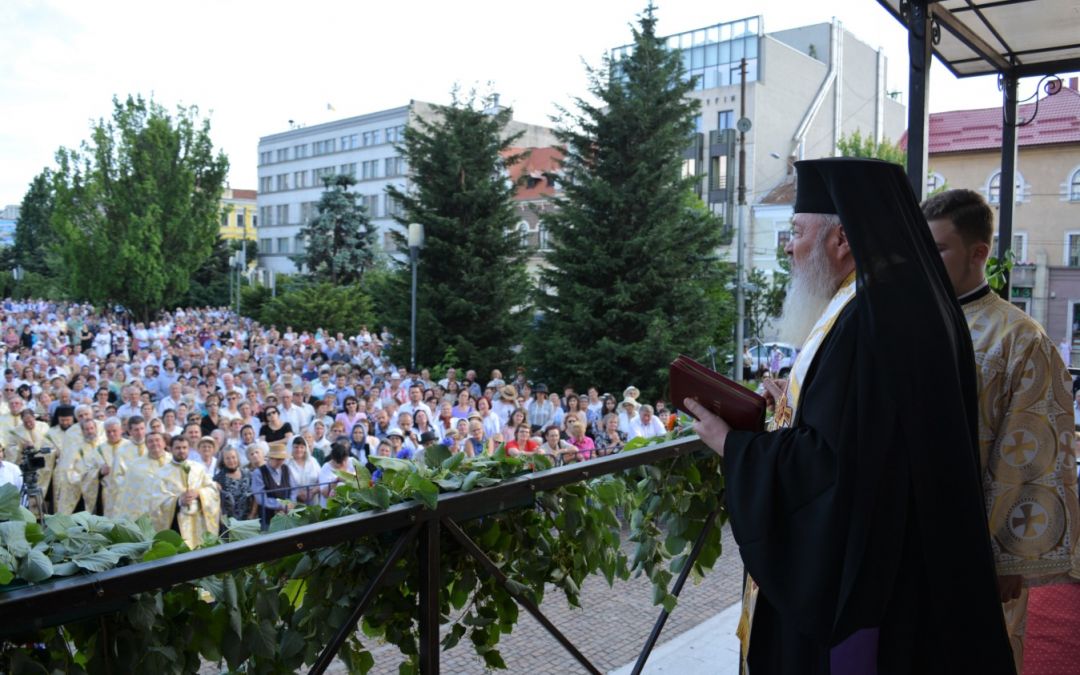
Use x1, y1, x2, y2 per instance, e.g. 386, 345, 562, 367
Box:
19, 445, 51, 521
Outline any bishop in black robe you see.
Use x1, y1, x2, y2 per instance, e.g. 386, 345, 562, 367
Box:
689, 158, 1015, 674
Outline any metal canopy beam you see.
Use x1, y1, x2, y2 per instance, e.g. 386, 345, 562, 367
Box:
906, 0, 933, 200
928, 3, 1011, 73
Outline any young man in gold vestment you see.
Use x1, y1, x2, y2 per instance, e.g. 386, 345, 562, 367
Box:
157, 435, 220, 549
925, 189, 1080, 672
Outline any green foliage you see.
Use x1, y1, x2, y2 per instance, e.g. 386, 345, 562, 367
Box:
1, 429, 725, 674
744, 247, 790, 341
181, 238, 257, 309
835, 129, 906, 165
530, 4, 727, 399
986, 249, 1016, 293
240, 283, 275, 322
13, 170, 58, 279
293, 174, 377, 285
381, 90, 532, 371
47, 94, 229, 320
258, 282, 375, 336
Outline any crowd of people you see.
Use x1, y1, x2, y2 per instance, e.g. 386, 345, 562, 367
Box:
0, 301, 674, 545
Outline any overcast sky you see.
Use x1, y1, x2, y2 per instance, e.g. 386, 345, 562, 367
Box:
0, 0, 1066, 206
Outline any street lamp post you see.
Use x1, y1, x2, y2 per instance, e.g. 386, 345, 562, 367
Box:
408, 223, 425, 372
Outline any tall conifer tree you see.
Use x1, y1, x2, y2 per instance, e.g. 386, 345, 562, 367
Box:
530, 4, 727, 396
380, 93, 531, 370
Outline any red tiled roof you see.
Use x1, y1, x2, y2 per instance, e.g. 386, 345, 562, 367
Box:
760, 179, 796, 205
503, 146, 563, 201
900, 85, 1080, 154
230, 189, 257, 200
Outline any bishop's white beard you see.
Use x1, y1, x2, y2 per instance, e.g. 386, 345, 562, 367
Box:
775, 243, 845, 348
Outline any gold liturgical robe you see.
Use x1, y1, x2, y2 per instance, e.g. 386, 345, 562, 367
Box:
0, 412, 23, 462
157, 460, 220, 549
5, 420, 53, 496
113, 453, 170, 530
82, 440, 128, 518
55, 429, 105, 515
964, 291, 1080, 579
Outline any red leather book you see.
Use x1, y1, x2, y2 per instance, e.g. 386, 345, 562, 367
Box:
669, 354, 766, 432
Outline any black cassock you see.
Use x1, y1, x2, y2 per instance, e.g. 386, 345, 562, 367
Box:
723, 159, 1015, 675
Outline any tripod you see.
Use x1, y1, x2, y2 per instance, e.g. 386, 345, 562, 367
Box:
18, 448, 47, 524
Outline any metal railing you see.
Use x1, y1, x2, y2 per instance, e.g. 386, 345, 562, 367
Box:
0, 435, 719, 675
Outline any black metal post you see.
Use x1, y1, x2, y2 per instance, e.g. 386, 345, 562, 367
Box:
410, 246, 419, 372
997, 71, 1019, 300
309, 522, 422, 675
418, 518, 440, 674
906, 0, 932, 201
631, 508, 721, 675
443, 519, 603, 675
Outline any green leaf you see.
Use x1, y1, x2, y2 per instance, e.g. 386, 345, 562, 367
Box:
152, 529, 184, 548
141, 540, 178, 562
441, 622, 466, 649
18, 548, 54, 582
223, 518, 261, 541
442, 451, 466, 472
0, 484, 21, 521
279, 628, 305, 658
482, 648, 507, 669
423, 443, 451, 469
107, 519, 146, 544
461, 471, 482, 492
243, 619, 278, 657
107, 541, 152, 559
43, 513, 76, 538
435, 476, 463, 491
0, 561, 13, 585
406, 473, 439, 509
0, 521, 30, 557
369, 456, 415, 474
664, 533, 686, 556
71, 548, 122, 573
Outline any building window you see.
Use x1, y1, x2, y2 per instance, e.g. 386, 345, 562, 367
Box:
259, 151, 273, 165
386, 124, 406, 144
710, 155, 729, 190
382, 231, 399, 251
259, 206, 271, 227
252, 213, 257, 228
293, 236, 305, 254
313, 139, 336, 156
221, 211, 229, 228
991, 232, 1026, 262
1066, 232, 1080, 267
987, 170, 1024, 205
275, 204, 289, 226
385, 157, 405, 177
927, 172, 945, 194
313, 166, 335, 185
776, 230, 792, 251
294, 144, 308, 159
276, 237, 289, 254
259, 176, 273, 193
362, 159, 380, 180
385, 195, 404, 218
276, 148, 289, 162
340, 134, 358, 150
237, 211, 245, 228
717, 110, 734, 131
294, 171, 308, 189
259, 238, 271, 253
1069, 168, 1080, 201
362, 130, 382, 146
275, 174, 290, 191
340, 163, 357, 177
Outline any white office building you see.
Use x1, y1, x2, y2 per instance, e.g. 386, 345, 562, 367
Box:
255, 100, 556, 277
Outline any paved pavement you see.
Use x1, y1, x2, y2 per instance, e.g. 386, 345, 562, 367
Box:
351, 523, 744, 675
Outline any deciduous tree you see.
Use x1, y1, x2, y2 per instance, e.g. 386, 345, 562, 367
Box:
49, 94, 229, 320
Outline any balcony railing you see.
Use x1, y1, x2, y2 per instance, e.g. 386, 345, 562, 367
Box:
0, 435, 720, 675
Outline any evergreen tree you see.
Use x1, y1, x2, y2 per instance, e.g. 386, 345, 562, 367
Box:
292, 174, 376, 285
13, 170, 56, 277
530, 4, 728, 397
49, 94, 229, 320
380, 92, 531, 370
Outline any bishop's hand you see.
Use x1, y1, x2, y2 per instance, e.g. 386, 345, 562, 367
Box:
683, 398, 731, 457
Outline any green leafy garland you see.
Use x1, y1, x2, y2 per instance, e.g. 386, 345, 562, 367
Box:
1, 429, 725, 674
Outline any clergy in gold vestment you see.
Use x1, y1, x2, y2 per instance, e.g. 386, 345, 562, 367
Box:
112, 431, 171, 531
0, 396, 29, 463
926, 189, 1080, 672
56, 418, 106, 514
84, 417, 129, 519
157, 435, 220, 549
45, 406, 77, 513
6, 409, 53, 499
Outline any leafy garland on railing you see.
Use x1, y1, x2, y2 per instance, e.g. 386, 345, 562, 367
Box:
0, 426, 725, 674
